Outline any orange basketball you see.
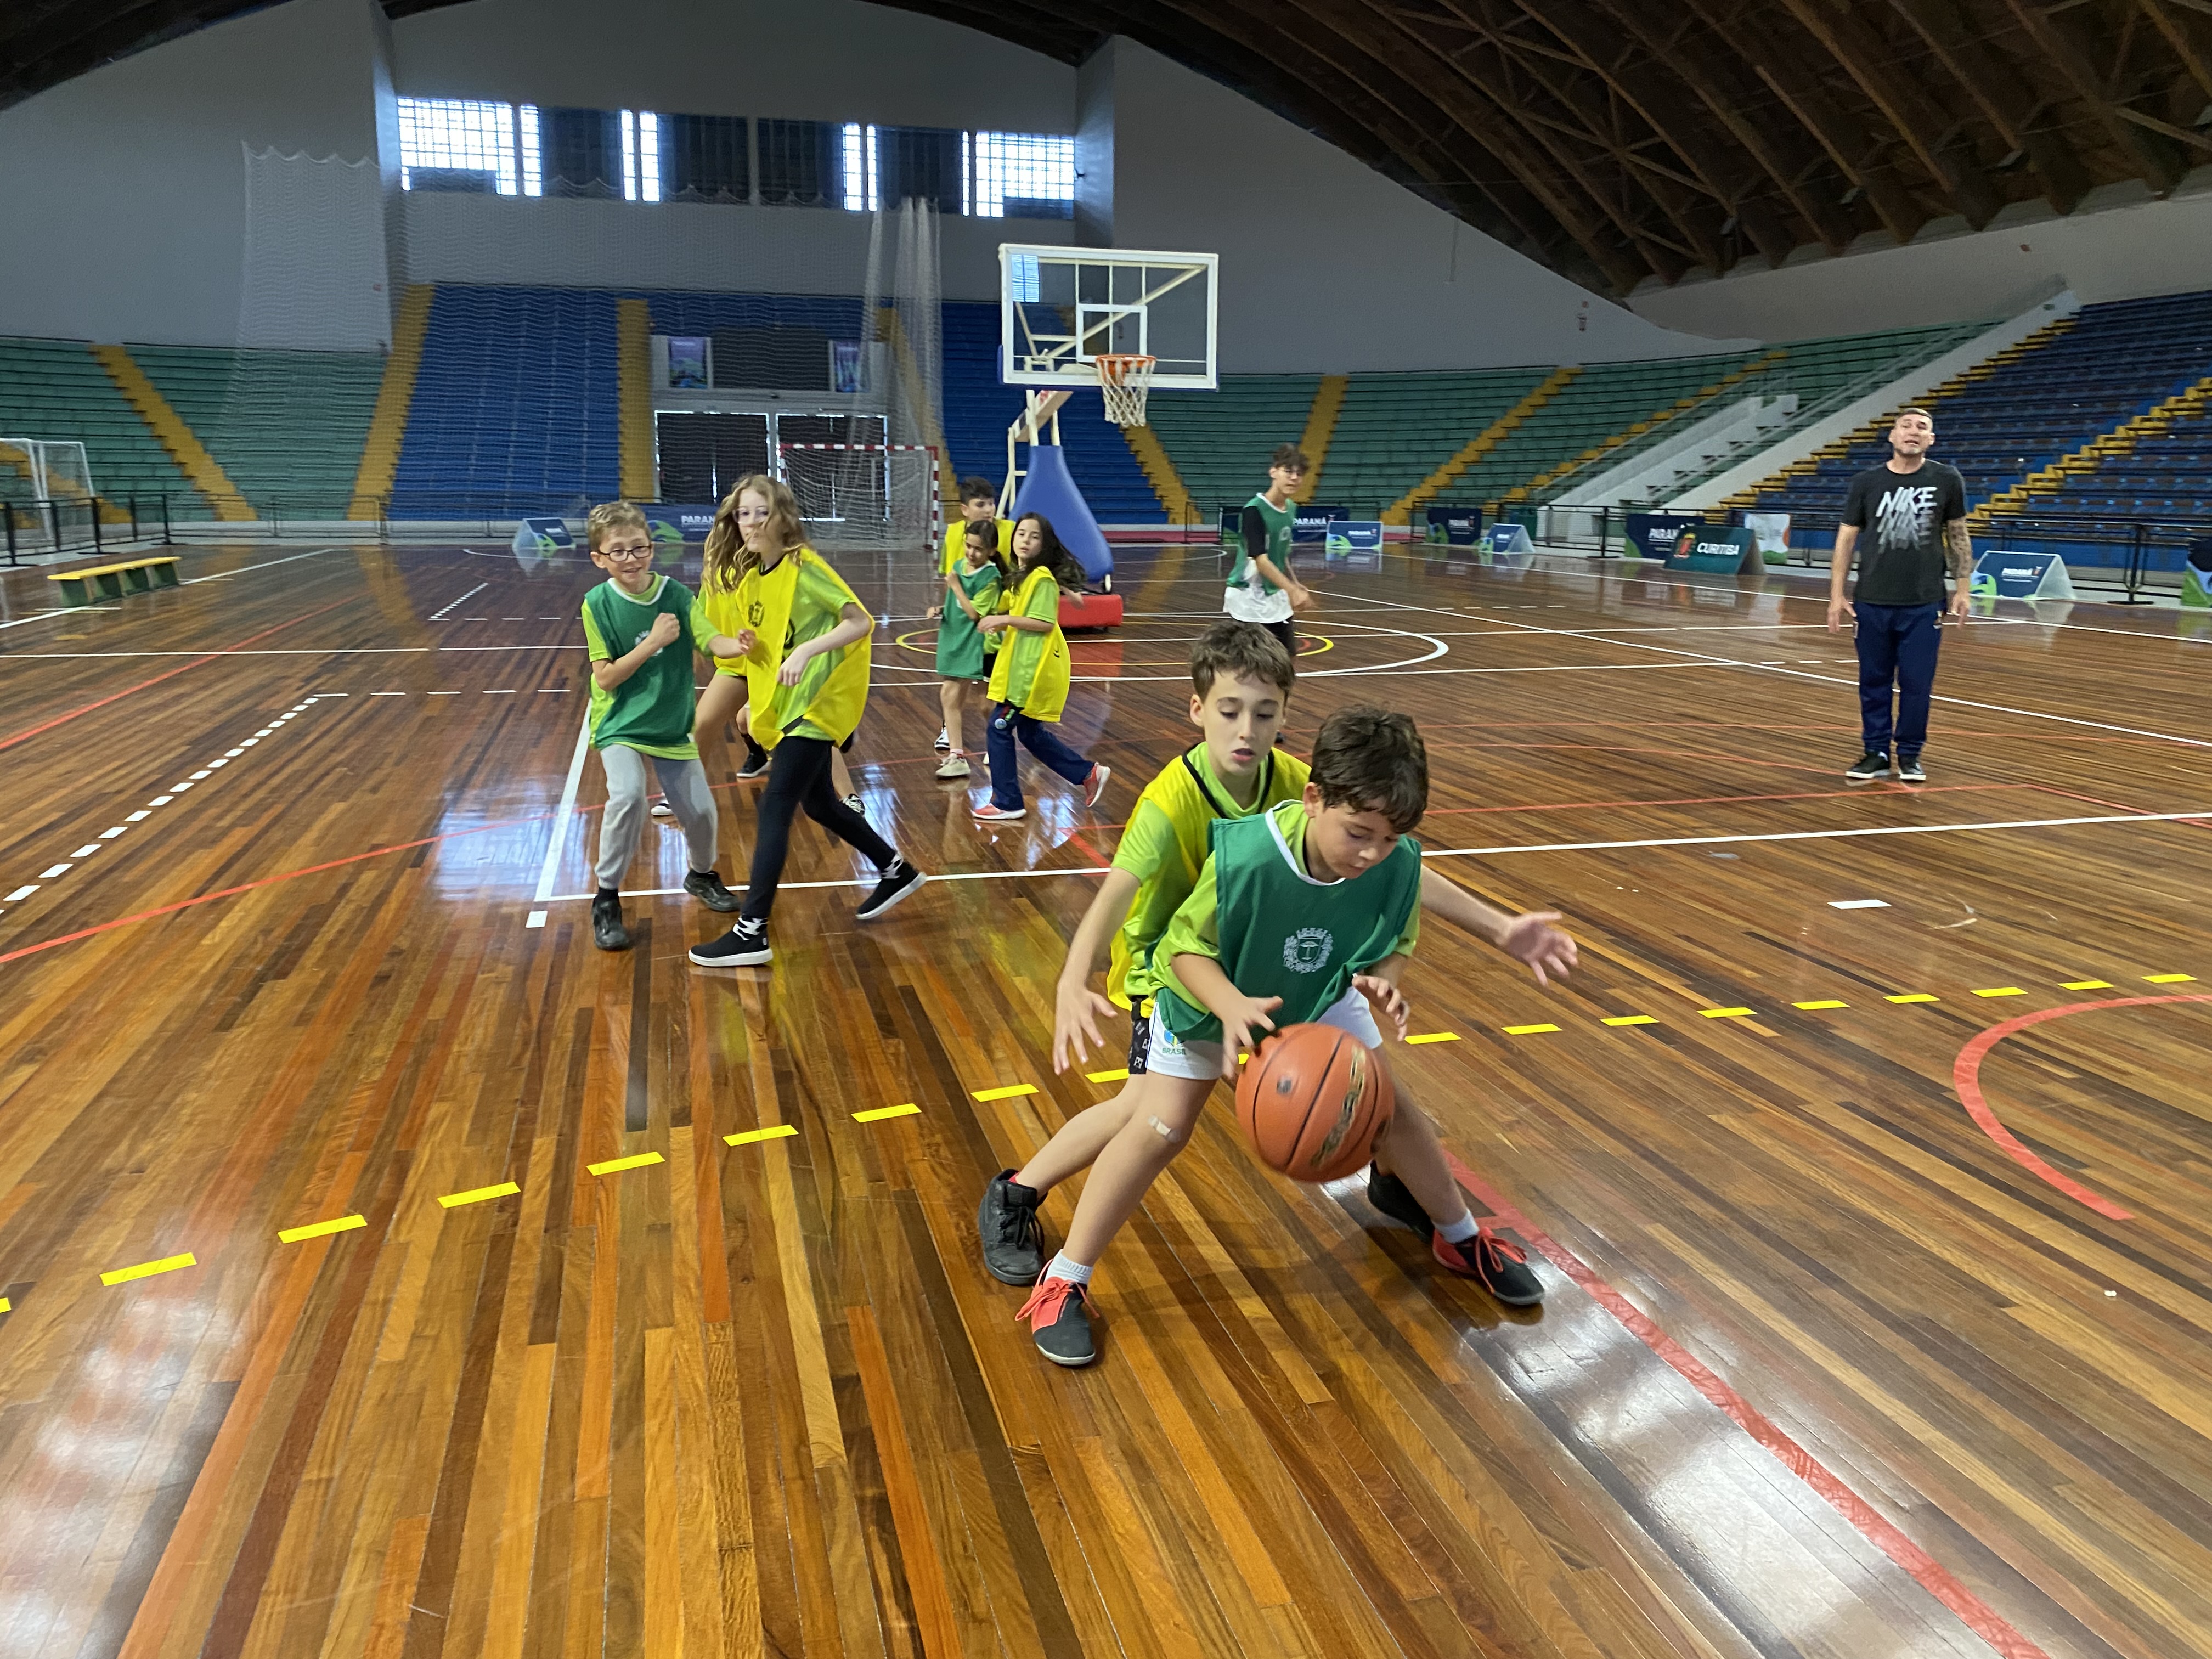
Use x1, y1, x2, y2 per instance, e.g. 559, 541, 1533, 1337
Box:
1235, 1023, 1394, 1183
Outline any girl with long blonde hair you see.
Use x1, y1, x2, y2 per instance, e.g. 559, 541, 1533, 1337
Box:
696, 476, 860, 802
689, 475, 926, 967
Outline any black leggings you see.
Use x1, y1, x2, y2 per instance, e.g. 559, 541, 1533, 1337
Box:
742, 735, 895, 922
1263, 618, 1296, 656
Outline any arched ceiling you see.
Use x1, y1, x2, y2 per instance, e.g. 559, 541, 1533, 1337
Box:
7, 0, 2209, 295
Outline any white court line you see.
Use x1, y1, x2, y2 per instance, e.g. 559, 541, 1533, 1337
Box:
427, 582, 489, 622
1312, 587, 2212, 752
533, 808, 2212, 903
533, 715, 594, 904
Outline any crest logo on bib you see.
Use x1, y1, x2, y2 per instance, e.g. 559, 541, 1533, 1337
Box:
748, 600, 765, 627
1283, 926, 1333, 974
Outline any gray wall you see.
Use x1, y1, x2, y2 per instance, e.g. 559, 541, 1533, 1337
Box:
390, 0, 1077, 131
1629, 173, 2212, 341
0, 0, 393, 348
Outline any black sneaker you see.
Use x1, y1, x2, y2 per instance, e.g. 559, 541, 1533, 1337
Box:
591, 890, 631, 951
689, 918, 770, 967
736, 748, 770, 781
1844, 751, 1892, 782
1896, 755, 1926, 783
1365, 1165, 1435, 1233
977, 1171, 1047, 1284
1016, 1276, 1096, 1366
682, 868, 742, 912
934, 725, 951, 752
1433, 1227, 1545, 1306
855, 857, 925, 921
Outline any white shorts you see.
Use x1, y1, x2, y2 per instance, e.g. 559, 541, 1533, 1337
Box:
1146, 986, 1381, 1081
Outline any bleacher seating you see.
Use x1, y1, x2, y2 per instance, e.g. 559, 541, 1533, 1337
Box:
2029, 398, 2212, 520
132, 346, 386, 518
1146, 375, 1322, 515
939, 302, 1162, 523
1443, 351, 1767, 509
1318, 369, 1551, 517
0, 336, 201, 515
1740, 290, 2212, 524
391, 286, 623, 516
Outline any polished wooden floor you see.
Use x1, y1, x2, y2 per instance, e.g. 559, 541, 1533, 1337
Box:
0, 538, 2207, 1659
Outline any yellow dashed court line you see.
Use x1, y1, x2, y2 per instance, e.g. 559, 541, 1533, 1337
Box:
1404, 1032, 1460, 1045
1973, 988, 2027, 998
438, 1182, 520, 1209
2145, 973, 2196, 984
588, 1152, 664, 1176
855, 1103, 921, 1123
726, 1125, 797, 1146
2062, 980, 2113, 991
0, 1297, 12, 1313
1602, 1015, 1658, 1027
1502, 1023, 1561, 1036
1886, 993, 1939, 1005
101, 1252, 196, 1287
1795, 1000, 1848, 1011
1086, 1067, 1130, 1083
1700, 1007, 1754, 1019
278, 1215, 365, 1244
972, 1084, 1038, 1101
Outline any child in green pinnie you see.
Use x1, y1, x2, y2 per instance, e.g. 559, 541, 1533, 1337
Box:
933, 517, 1008, 780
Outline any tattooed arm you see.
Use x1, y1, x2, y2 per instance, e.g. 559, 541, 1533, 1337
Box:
1943, 518, 1973, 624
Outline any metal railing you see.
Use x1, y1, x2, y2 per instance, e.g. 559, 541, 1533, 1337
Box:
2, 494, 174, 563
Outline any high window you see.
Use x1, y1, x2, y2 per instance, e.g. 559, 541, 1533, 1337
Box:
396, 98, 518, 195
968, 132, 1076, 219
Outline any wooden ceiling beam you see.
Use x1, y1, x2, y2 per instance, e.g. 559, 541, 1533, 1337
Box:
1684, 0, 1929, 245
1504, 0, 1798, 266
1574, 0, 1858, 257
1887, 0, 2094, 212
1773, 0, 2005, 226
2137, 0, 2212, 100
2005, 0, 2188, 191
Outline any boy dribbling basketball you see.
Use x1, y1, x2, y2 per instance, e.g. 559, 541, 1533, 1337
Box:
989, 699, 1575, 1367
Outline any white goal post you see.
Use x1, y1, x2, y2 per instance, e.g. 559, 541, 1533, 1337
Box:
774, 442, 943, 556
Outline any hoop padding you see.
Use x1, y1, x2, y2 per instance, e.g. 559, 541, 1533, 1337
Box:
1094, 354, 1156, 428
1011, 446, 1112, 584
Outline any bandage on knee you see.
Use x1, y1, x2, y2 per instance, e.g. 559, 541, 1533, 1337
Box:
1147, 1115, 1184, 1143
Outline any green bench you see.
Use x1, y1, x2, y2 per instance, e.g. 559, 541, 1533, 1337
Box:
48, 555, 182, 605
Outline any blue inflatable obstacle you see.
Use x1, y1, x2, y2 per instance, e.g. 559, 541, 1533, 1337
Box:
1011, 445, 1113, 586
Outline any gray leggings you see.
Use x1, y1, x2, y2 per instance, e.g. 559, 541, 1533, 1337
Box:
595, 747, 719, 888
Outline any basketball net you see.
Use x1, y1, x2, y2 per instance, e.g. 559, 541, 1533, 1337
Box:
1094, 353, 1156, 427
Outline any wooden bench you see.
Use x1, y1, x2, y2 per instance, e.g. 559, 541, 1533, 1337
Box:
48, 556, 182, 606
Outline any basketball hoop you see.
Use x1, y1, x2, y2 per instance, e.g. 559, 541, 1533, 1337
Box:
1094, 354, 1157, 427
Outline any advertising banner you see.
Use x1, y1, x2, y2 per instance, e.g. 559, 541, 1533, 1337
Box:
1744, 511, 1791, 563
1486, 523, 1535, 556
512, 516, 574, 557
2186, 538, 2212, 609
1970, 549, 2076, 602
645, 504, 720, 546
1623, 511, 1703, 561
1664, 525, 1759, 574
1425, 505, 1482, 544
1293, 503, 1348, 541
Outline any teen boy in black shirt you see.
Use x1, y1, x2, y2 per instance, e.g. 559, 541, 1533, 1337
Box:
1827, 407, 1972, 783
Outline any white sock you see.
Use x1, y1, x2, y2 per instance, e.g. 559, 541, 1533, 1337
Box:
1437, 1211, 1480, 1245
1045, 1254, 1094, 1286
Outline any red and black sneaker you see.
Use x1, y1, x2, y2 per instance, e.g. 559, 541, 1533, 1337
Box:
1433, 1226, 1544, 1306
1015, 1275, 1097, 1366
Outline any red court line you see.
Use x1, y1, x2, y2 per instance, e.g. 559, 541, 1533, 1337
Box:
1950, 994, 2212, 1220
0, 602, 346, 755
1442, 1152, 2052, 1659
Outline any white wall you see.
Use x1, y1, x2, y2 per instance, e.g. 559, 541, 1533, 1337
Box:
390, 0, 1076, 131
1096, 40, 1749, 374
0, 0, 393, 348
1630, 172, 2212, 342
399, 193, 1065, 299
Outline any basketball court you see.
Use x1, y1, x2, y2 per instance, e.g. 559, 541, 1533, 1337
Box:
2, 528, 2207, 1658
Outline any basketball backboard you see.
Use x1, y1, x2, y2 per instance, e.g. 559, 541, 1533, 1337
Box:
1000, 244, 1217, 391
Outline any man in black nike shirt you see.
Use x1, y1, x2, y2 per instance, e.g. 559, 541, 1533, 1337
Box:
1826, 407, 1972, 783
